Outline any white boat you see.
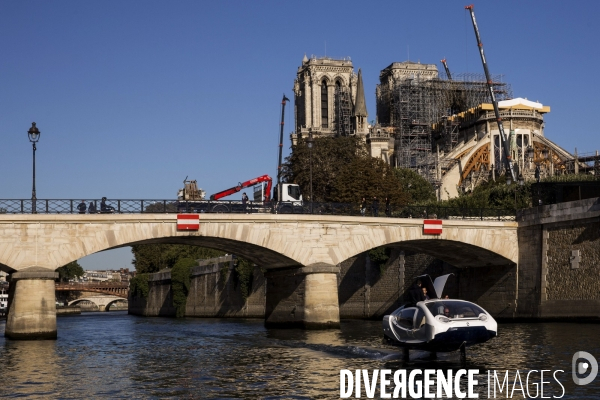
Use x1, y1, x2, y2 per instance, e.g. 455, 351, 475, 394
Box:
383, 274, 497, 353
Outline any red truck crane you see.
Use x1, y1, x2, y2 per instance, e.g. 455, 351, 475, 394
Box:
209, 174, 273, 201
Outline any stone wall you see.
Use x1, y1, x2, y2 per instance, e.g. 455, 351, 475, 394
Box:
546, 218, 600, 300
186, 256, 266, 318
129, 269, 175, 317
518, 197, 600, 318
337, 249, 459, 319
129, 256, 266, 318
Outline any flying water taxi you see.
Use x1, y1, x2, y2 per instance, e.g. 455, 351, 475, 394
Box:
383, 274, 497, 354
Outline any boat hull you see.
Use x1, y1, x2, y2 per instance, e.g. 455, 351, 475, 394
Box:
384, 325, 496, 352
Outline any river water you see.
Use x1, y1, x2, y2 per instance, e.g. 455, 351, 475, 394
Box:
1, 312, 599, 399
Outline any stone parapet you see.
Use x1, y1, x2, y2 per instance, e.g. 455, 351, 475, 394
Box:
148, 269, 171, 282
517, 197, 600, 226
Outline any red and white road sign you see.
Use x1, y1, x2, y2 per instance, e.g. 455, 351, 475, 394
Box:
177, 214, 200, 231
423, 219, 442, 235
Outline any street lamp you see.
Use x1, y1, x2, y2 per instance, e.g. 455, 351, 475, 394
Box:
526, 145, 546, 183
28, 122, 41, 213
515, 174, 524, 208
306, 131, 314, 214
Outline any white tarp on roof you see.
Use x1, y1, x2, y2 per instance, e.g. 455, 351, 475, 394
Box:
498, 97, 543, 109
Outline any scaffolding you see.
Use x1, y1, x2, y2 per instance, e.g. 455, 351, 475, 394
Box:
378, 71, 512, 184
335, 86, 353, 136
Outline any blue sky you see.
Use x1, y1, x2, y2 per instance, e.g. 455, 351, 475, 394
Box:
1, 1, 598, 270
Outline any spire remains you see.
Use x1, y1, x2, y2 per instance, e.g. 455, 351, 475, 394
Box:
353, 68, 367, 117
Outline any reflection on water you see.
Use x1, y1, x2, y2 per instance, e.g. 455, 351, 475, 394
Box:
0, 313, 598, 399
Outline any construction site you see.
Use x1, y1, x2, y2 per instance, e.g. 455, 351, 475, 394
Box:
375, 61, 513, 184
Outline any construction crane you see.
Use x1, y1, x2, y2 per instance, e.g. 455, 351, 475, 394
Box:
441, 58, 452, 80
209, 175, 273, 201
465, 4, 517, 182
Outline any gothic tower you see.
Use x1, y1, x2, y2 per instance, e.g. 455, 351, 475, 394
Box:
292, 55, 368, 144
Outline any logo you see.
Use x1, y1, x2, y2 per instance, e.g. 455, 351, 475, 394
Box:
572, 351, 598, 385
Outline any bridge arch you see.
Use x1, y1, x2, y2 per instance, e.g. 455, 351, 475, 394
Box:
0, 214, 518, 272
68, 296, 127, 312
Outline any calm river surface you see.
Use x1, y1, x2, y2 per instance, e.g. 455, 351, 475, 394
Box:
1, 312, 599, 399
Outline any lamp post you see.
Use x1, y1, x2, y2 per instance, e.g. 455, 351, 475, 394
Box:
516, 174, 524, 208
306, 131, 314, 214
28, 122, 41, 214
527, 145, 550, 183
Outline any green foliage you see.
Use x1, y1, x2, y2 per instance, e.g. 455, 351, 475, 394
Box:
171, 257, 196, 318
394, 168, 436, 203
56, 261, 85, 282
130, 273, 149, 298
330, 157, 410, 205
446, 176, 531, 210
131, 244, 225, 274
368, 247, 391, 274
283, 136, 410, 205
234, 257, 254, 301
220, 263, 229, 283
283, 136, 366, 202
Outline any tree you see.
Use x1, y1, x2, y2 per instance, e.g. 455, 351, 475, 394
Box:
330, 156, 410, 205
56, 261, 85, 282
234, 257, 254, 301
171, 257, 196, 318
283, 136, 409, 205
131, 244, 225, 274
394, 168, 436, 203
433, 175, 532, 210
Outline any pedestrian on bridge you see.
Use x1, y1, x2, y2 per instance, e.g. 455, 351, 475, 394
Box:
88, 201, 97, 214
77, 200, 87, 214
360, 197, 367, 216
101, 197, 115, 213
372, 196, 379, 217
242, 192, 249, 213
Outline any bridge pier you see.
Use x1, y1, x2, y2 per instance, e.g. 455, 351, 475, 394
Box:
5, 267, 58, 340
264, 264, 340, 329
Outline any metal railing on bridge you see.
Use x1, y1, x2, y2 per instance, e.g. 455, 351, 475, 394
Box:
55, 282, 129, 298
0, 199, 516, 221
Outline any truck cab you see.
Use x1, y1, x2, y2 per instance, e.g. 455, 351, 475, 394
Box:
273, 183, 303, 213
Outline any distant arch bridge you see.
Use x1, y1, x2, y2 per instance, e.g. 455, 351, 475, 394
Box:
67, 295, 128, 312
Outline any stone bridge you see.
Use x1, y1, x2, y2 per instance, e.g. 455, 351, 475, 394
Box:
68, 295, 128, 312
56, 282, 128, 297
0, 213, 517, 339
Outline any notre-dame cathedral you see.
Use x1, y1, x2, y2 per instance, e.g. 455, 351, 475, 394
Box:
291, 54, 582, 200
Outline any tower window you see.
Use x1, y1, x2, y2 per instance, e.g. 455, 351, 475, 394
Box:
321, 80, 328, 128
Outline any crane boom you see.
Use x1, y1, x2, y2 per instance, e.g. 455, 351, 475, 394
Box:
465, 4, 516, 182
209, 175, 273, 201
441, 58, 452, 80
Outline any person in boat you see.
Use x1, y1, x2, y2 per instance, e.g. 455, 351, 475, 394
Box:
422, 287, 430, 300
409, 279, 426, 304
